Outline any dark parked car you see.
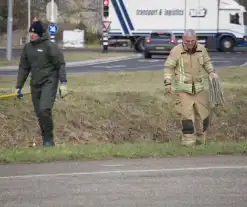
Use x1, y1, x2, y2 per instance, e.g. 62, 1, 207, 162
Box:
144, 32, 177, 58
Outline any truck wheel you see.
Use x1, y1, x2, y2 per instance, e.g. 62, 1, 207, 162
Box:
135, 37, 145, 53
219, 37, 234, 52
144, 51, 152, 59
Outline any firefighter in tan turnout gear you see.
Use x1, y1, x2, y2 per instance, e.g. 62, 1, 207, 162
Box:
164, 29, 218, 146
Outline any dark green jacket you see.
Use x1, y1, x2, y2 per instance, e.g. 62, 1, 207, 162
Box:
16, 35, 67, 88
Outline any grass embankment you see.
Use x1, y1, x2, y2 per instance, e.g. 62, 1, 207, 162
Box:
0, 51, 133, 66
1, 66, 247, 163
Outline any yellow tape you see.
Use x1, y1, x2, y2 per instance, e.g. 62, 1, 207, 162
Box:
0, 92, 31, 99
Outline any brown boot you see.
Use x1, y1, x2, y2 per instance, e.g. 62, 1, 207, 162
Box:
181, 134, 197, 147
196, 132, 206, 145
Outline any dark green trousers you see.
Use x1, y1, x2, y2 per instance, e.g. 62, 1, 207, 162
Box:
31, 80, 58, 145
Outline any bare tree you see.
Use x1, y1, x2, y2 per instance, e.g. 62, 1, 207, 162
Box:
0, 0, 102, 34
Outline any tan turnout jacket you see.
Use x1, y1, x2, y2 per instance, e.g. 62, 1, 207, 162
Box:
164, 43, 214, 94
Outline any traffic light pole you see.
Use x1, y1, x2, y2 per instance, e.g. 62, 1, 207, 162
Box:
102, 0, 109, 53
102, 23, 108, 53
50, 0, 55, 43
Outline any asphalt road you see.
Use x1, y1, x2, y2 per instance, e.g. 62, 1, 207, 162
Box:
0, 47, 133, 58
0, 51, 246, 76
0, 46, 247, 58
0, 156, 247, 206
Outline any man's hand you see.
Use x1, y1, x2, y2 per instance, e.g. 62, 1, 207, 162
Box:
209, 71, 218, 79
165, 84, 172, 94
59, 82, 68, 98
16, 88, 23, 99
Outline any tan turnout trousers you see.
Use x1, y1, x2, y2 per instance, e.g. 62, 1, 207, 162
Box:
173, 90, 210, 145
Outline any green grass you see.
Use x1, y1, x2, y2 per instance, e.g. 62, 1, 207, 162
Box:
1, 66, 247, 163
1, 141, 247, 163
0, 51, 134, 66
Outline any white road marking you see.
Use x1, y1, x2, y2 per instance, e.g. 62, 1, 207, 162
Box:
211, 57, 228, 60
93, 65, 106, 67
138, 59, 161, 62
106, 69, 121, 72
240, 62, 247, 67
66, 54, 142, 68
93, 65, 126, 68
125, 64, 164, 70
212, 60, 230, 63
0, 165, 247, 180
225, 65, 242, 68
106, 65, 126, 68
100, 164, 125, 167
211, 57, 247, 61
93, 64, 164, 70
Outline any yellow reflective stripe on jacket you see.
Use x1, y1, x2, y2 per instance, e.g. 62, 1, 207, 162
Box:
164, 73, 172, 80
176, 56, 205, 94
178, 57, 185, 83
204, 55, 210, 61
174, 81, 204, 94
164, 57, 177, 84
204, 62, 214, 73
165, 59, 177, 68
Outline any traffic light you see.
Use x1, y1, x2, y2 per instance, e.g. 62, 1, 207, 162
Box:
103, 0, 109, 17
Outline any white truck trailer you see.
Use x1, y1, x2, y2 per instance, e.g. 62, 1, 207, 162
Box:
103, 0, 247, 52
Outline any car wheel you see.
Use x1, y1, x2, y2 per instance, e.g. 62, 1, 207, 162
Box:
219, 37, 234, 52
144, 52, 152, 59
135, 37, 145, 53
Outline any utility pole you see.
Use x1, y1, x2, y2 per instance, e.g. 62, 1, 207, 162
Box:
50, 0, 55, 42
27, 0, 31, 43
6, 0, 13, 60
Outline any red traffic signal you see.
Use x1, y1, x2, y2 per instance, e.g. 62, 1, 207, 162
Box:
104, 0, 109, 6
103, 0, 109, 17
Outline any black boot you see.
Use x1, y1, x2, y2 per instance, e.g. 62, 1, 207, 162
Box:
38, 117, 45, 137
40, 109, 55, 147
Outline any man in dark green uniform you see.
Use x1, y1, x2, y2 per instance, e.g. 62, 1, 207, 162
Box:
15, 20, 68, 146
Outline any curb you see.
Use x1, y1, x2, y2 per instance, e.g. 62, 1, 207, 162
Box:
66, 54, 141, 67
0, 54, 142, 71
